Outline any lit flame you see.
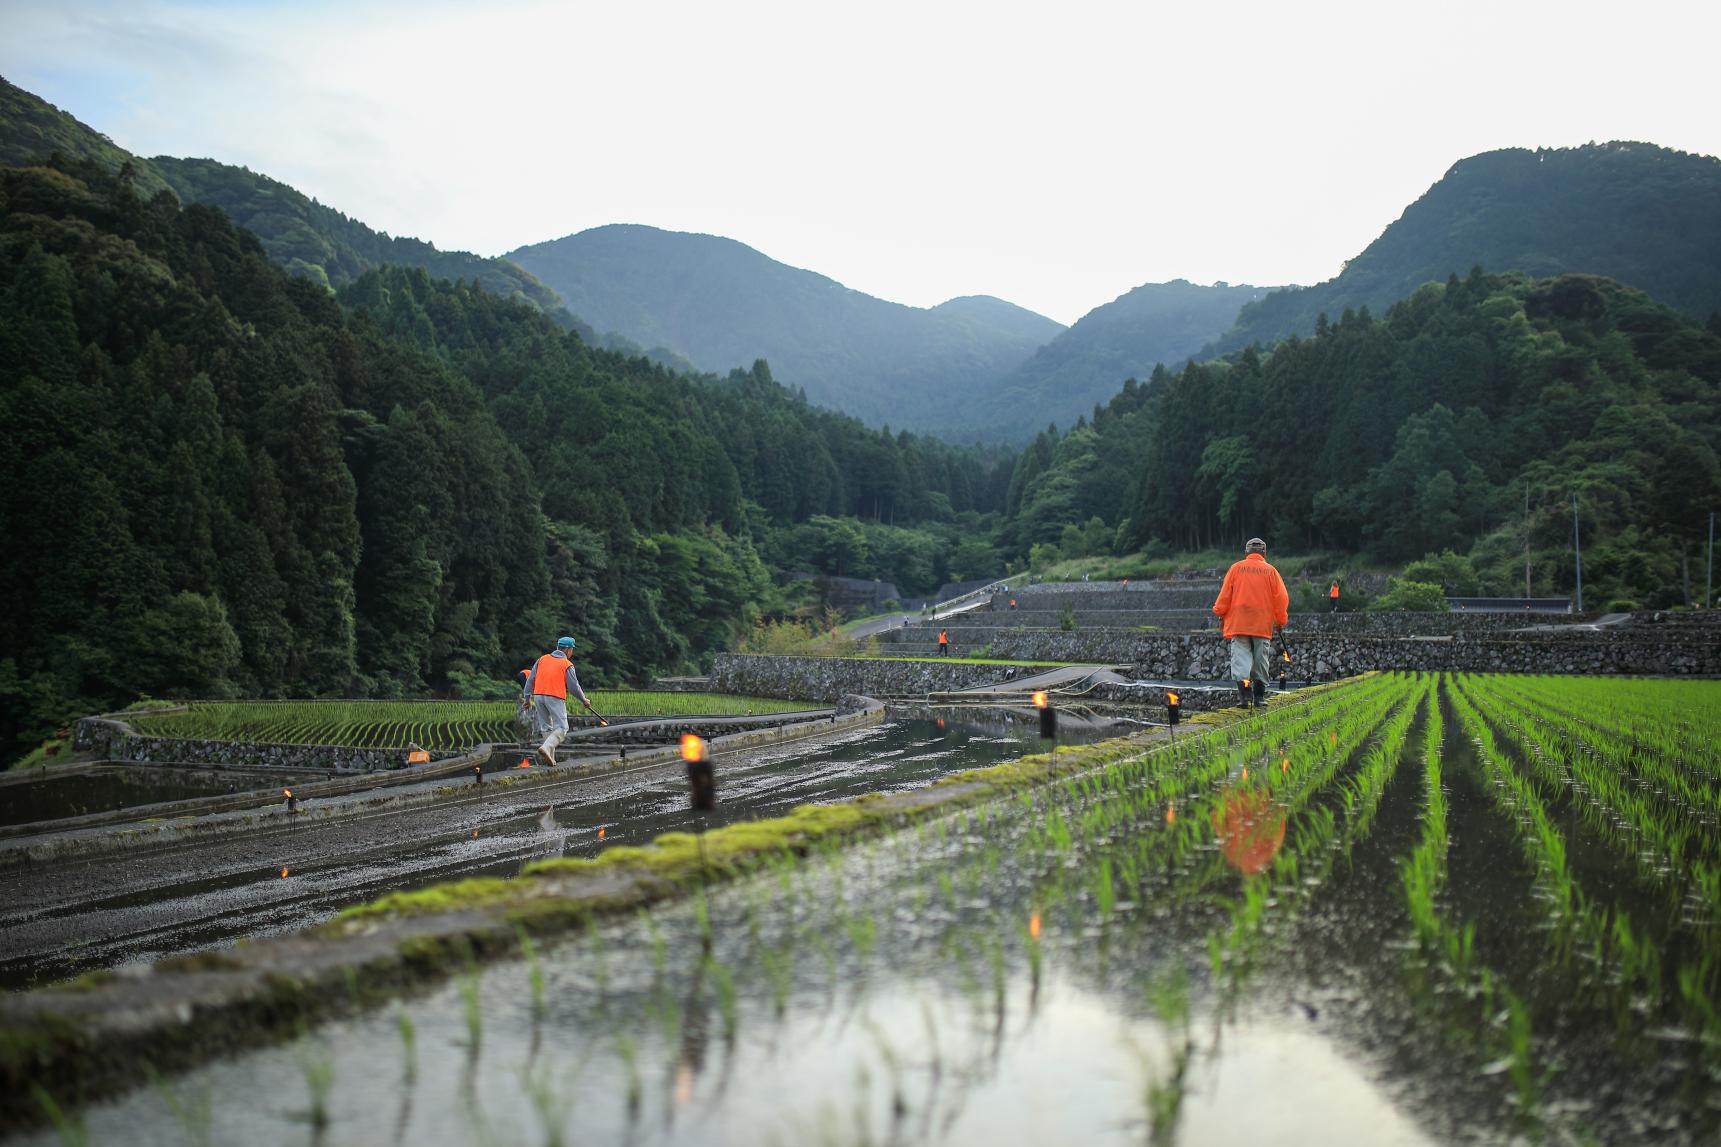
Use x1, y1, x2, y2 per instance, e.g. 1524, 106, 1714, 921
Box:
1282, 650, 1291, 662
597, 826, 606, 840
1241, 767, 1249, 781
1166, 691, 1179, 706
517, 757, 531, 768
280, 866, 289, 878
681, 734, 707, 763
471, 830, 478, 839
1166, 804, 1176, 824
283, 788, 292, 798
1031, 691, 1048, 709
1282, 756, 1289, 774
1029, 912, 1042, 940
1242, 678, 1251, 688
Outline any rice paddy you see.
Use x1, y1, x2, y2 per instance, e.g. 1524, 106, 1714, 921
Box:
120, 694, 814, 749
22, 673, 1721, 1145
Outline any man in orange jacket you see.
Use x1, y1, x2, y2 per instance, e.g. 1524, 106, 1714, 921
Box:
1212, 538, 1289, 709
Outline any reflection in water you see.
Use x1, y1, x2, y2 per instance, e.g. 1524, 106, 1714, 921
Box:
1210, 786, 1286, 875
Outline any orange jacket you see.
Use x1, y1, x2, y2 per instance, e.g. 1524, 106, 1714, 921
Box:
1212, 554, 1289, 639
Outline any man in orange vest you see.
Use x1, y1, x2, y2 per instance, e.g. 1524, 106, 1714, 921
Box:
523, 635, 594, 767
1329, 581, 1341, 612
1212, 538, 1290, 709
937, 628, 950, 656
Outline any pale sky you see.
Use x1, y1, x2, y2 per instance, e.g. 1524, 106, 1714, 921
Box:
3, 0, 1717, 325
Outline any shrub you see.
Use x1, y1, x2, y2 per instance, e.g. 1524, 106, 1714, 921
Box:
1367, 579, 1449, 613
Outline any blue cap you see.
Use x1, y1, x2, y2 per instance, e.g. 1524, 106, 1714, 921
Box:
557, 636, 576, 650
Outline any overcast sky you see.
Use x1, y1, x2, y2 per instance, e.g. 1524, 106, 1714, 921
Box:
3, 0, 1717, 325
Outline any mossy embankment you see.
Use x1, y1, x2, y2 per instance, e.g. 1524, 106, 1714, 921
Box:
0, 680, 1350, 1130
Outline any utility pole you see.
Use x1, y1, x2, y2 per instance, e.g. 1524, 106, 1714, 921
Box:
1708, 511, 1714, 609
1571, 494, 1583, 613
1523, 481, 1531, 599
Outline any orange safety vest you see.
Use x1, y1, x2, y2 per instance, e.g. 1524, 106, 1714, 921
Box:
1212, 554, 1290, 639
530, 652, 571, 698
1329, 583, 1340, 599
938, 630, 949, 645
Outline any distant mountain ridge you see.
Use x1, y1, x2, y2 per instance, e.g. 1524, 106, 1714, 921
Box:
1205, 141, 1721, 357
508, 224, 1065, 432
0, 76, 572, 324
971, 279, 1278, 439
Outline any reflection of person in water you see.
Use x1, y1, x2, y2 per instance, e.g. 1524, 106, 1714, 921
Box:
1210, 784, 1286, 875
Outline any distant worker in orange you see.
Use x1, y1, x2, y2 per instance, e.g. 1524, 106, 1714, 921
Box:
523, 635, 595, 767
1212, 538, 1289, 709
938, 628, 950, 656
1329, 581, 1341, 612
1009, 597, 1018, 610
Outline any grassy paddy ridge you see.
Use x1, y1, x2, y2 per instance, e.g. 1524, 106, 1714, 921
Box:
119, 693, 813, 750
16, 675, 1721, 1145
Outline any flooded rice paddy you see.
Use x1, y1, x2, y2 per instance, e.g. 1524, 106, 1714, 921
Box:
0, 710, 1120, 990
13, 674, 1721, 1145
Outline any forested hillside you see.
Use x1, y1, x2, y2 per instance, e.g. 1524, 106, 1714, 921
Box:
998, 268, 1721, 608
508, 224, 1065, 433
1206, 142, 1721, 358
0, 159, 1010, 761
977, 279, 1276, 440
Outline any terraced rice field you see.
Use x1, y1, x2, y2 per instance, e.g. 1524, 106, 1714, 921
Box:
123, 693, 813, 749
31, 674, 1721, 1145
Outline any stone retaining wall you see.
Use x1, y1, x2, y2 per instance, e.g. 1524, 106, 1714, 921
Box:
895, 610, 1615, 643
710, 654, 1051, 701
1128, 634, 1719, 679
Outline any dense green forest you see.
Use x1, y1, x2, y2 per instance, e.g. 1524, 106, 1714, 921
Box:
508, 224, 1065, 434
0, 159, 1010, 761
976, 279, 1276, 441
998, 267, 1721, 607
1205, 143, 1721, 358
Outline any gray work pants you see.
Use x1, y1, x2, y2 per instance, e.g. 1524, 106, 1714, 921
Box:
1228, 636, 1272, 684
532, 695, 569, 756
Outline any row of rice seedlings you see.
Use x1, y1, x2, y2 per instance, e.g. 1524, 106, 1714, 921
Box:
1461, 675, 1717, 908
1487, 675, 1721, 832
1399, 677, 1547, 1126
1446, 678, 1687, 1024
1493, 677, 1721, 786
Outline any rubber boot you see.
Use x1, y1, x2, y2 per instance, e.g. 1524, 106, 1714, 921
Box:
1236, 681, 1252, 709
1252, 679, 1267, 708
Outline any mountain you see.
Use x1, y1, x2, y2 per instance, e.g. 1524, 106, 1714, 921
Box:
150, 157, 571, 319
0, 75, 176, 199
1206, 141, 1721, 357
0, 76, 571, 324
973, 279, 1277, 439
507, 224, 1065, 432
